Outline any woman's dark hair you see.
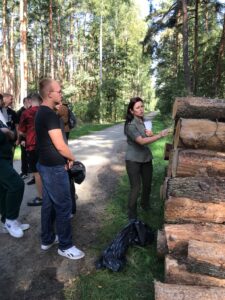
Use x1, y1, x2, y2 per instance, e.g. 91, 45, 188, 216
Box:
124, 97, 143, 134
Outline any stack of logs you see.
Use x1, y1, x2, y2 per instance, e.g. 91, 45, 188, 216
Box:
154, 97, 225, 300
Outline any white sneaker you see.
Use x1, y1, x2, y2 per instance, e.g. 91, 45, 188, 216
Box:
5, 219, 24, 238
2, 220, 30, 233
41, 235, 59, 250
58, 246, 85, 260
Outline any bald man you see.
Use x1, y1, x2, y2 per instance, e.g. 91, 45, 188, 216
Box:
35, 79, 84, 260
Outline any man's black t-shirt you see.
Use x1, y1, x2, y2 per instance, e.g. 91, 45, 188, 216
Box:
35, 105, 66, 166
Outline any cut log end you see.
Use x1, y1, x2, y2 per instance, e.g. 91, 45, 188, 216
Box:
154, 281, 225, 300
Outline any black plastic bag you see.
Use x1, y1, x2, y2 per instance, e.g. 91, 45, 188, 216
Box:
95, 219, 155, 272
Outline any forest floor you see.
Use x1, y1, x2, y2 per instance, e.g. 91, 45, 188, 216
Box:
0, 114, 157, 300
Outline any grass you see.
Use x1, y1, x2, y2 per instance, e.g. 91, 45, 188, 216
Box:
65, 114, 172, 300
69, 122, 117, 139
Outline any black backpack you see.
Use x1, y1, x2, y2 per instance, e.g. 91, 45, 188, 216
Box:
68, 108, 77, 129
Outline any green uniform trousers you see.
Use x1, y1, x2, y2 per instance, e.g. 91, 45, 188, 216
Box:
0, 158, 24, 224
126, 160, 153, 220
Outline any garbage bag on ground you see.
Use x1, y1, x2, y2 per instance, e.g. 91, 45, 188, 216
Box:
95, 219, 155, 272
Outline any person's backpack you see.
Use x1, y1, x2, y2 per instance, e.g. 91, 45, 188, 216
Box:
68, 108, 77, 129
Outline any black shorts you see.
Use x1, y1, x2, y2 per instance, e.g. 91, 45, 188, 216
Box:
27, 150, 38, 173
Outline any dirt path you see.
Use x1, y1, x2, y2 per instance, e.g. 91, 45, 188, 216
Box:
0, 122, 127, 300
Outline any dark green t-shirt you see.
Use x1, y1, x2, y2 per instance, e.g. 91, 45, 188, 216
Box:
125, 116, 153, 163
0, 130, 13, 160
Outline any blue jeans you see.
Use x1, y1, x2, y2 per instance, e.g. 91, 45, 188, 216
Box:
37, 163, 73, 250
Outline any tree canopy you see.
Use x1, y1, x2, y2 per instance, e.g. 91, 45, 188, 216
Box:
144, 0, 225, 114
0, 0, 224, 119
0, 0, 153, 122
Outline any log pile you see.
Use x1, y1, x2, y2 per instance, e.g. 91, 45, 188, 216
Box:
155, 97, 225, 300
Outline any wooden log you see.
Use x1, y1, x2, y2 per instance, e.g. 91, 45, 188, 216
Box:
164, 223, 225, 256
157, 230, 168, 257
165, 256, 225, 287
166, 152, 173, 177
166, 177, 225, 203
154, 281, 225, 300
174, 118, 225, 151
188, 240, 225, 279
164, 143, 173, 160
172, 96, 225, 120
165, 196, 225, 224
161, 177, 169, 200
171, 149, 225, 177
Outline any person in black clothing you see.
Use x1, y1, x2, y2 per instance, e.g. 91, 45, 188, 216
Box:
1, 93, 18, 133
0, 126, 30, 238
1, 93, 19, 160
17, 97, 31, 179
35, 78, 84, 260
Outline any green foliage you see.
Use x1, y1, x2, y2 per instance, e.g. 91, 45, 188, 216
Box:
65, 114, 172, 300
144, 1, 225, 115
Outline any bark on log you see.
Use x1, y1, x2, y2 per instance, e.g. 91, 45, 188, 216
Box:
172, 97, 225, 120
154, 281, 225, 300
165, 256, 225, 287
164, 223, 225, 256
174, 118, 225, 151
188, 240, 225, 279
171, 149, 225, 177
157, 230, 168, 257
164, 143, 173, 160
165, 196, 225, 224
166, 177, 225, 203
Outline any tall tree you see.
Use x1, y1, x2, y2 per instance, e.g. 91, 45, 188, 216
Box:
49, 0, 54, 78
2, 0, 9, 92
20, 0, 28, 105
215, 13, 225, 96
193, 0, 199, 94
181, 0, 192, 94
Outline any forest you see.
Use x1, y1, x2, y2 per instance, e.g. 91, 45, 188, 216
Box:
0, 0, 224, 121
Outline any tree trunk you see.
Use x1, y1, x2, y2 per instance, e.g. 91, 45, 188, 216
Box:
154, 281, 225, 300
2, 0, 9, 92
20, 0, 28, 106
166, 176, 225, 203
49, 0, 54, 78
174, 118, 225, 151
40, 26, 45, 78
193, 0, 199, 95
188, 240, 225, 279
215, 14, 225, 97
181, 0, 192, 95
162, 223, 225, 256
170, 149, 225, 177
165, 196, 225, 224
165, 256, 225, 287
172, 97, 225, 120
9, 9, 15, 98
69, 8, 75, 82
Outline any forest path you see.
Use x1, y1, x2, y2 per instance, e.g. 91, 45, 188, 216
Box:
0, 113, 156, 300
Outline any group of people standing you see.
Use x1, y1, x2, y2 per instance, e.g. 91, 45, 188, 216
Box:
0, 79, 84, 260
0, 81, 168, 261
